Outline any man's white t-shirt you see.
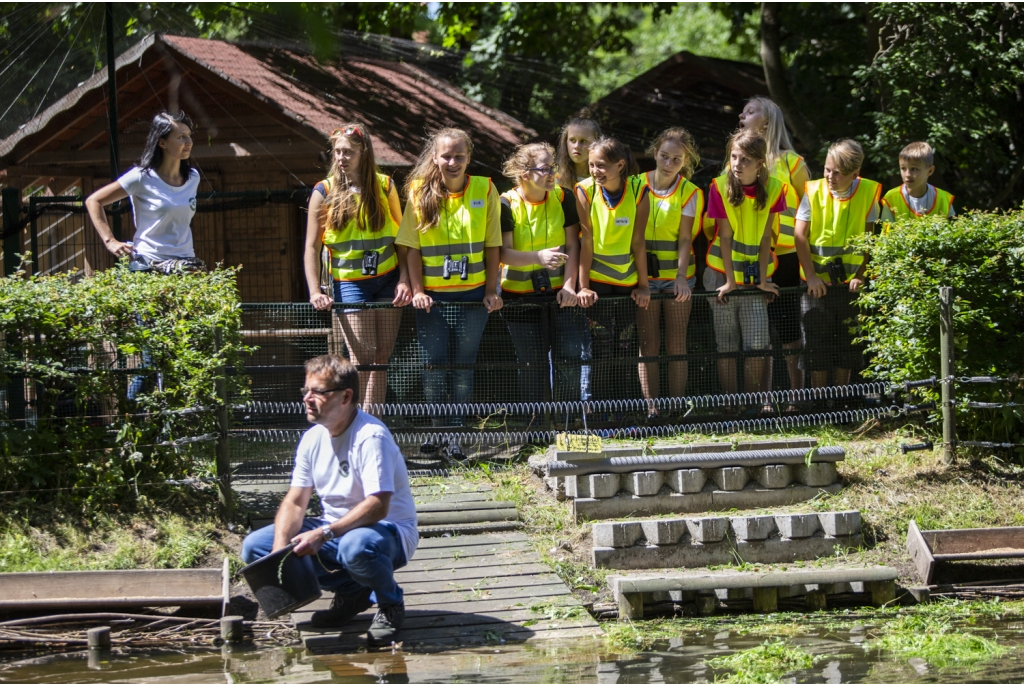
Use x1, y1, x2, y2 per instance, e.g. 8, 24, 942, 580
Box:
117, 166, 200, 260
291, 410, 419, 562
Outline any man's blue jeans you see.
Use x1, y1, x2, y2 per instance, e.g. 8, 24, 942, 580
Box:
415, 288, 490, 420
241, 519, 408, 606
502, 303, 592, 402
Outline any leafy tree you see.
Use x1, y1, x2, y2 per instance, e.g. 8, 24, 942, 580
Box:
854, 3, 1024, 210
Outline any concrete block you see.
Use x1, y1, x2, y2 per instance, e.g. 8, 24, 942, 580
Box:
716, 588, 752, 600
593, 521, 644, 548
850, 581, 865, 594
753, 464, 793, 489
712, 467, 749, 491
686, 517, 729, 543
564, 475, 580, 498
775, 513, 821, 539
666, 468, 707, 493
730, 515, 777, 541
640, 519, 688, 546
588, 473, 621, 499
818, 510, 861, 537
822, 582, 851, 594
624, 471, 664, 496
794, 462, 838, 487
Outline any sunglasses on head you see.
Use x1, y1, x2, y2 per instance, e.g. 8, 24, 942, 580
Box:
333, 126, 363, 139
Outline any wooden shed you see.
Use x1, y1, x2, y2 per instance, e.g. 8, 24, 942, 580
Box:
0, 34, 534, 302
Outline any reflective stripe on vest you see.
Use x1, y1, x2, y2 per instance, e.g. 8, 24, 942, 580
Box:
321, 173, 399, 281
801, 178, 882, 284
881, 184, 955, 223
577, 177, 640, 287
417, 175, 492, 291
638, 172, 704, 280
705, 175, 782, 283
500, 186, 567, 293
773, 150, 803, 252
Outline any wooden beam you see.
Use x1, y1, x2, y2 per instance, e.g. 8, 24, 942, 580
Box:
25, 141, 322, 166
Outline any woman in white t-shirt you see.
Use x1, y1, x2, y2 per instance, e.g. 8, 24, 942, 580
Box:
86, 111, 201, 269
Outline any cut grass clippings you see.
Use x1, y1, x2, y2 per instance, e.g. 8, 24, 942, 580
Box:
706, 639, 816, 684
865, 613, 1010, 671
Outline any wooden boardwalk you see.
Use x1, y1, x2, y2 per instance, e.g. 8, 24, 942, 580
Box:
291, 480, 603, 653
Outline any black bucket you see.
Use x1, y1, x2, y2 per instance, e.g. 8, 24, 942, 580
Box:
239, 543, 322, 619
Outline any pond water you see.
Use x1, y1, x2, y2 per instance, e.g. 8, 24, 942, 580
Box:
4, 615, 1024, 683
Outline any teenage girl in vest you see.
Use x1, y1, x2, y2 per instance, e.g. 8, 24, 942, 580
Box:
704, 130, 784, 402
499, 142, 590, 402
739, 97, 809, 400
555, 109, 602, 189
395, 128, 503, 418
794, 139, 881, 388
634, 128, 704, 415
304, 124, 409, 414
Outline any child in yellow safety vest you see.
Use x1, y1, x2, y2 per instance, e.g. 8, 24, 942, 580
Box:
498, 142, 591, 402
634, 128, 704, 417
303, 124, 410, 414
555, 108, 602, 189
395, 128, 504, 424
704, 130, 784, 403
880, 141, 955, 226
738, 97, 810, 401
794, 139, 881, 389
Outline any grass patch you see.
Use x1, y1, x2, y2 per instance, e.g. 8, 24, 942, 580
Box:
706, 639, 816, 684
865, 613, 1009, 670
603, 620, 665, 653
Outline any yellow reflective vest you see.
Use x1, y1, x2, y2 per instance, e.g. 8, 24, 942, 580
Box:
500, 187, 567, 294
415, 175, 492, 291
706, 175, 783, 283
801, 178, 882, 284
577, 177, 642, 287
320, 174, 399, 281
772, 150, 804, 254
637, 171, 704, 281
881, 184, 955, 222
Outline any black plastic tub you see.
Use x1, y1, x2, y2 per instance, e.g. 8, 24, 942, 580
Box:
238, 543, 322, 619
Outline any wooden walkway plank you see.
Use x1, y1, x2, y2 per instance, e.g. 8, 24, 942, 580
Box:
403, 553, 537, 573
295, 589, 576, 620
307, 626, 603, 654
389, 572, 570, 595
416, 533, 530, 548
406, 540, 534, 561
395, 563, 551, 584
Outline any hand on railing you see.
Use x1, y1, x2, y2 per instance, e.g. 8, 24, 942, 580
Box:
848, 276, 866, 293
556, 285, 578, 308
631, 286, 650, 310
577, 287, 598, 308
392, 280, 413, 307
673, 275, 692, 302
484, 291, 503, 313
806, 274, 827, 299
716, 279, 736, 304
310, 293, 333, 311
413, 291, 434, 313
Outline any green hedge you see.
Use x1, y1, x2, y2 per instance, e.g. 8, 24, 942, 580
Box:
857, 209, 1024, 449
0, 262, 249, 513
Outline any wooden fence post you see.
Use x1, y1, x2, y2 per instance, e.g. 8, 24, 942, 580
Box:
939, 286, 956, 463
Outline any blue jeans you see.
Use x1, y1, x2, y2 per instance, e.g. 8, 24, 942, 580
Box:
333, 269, 399, 303
502, 303, 591, 402
127, 314, 159, 401
241, 518, 407, 606
415, 287, 490, 419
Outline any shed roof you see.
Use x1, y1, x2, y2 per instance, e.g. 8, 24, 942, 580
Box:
1, 34, 535, 175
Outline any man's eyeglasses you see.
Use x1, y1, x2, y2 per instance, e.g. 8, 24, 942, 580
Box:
332, 126, 363, 139
301, 386, 344, 398
527, 165, 559, 176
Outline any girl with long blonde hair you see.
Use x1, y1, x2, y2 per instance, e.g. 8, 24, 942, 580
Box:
555, 109, 602, 188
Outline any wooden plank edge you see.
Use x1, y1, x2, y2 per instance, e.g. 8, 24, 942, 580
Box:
907, 519, 935, 585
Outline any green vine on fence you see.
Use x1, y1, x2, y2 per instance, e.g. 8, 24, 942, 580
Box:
0, 259, 250, 514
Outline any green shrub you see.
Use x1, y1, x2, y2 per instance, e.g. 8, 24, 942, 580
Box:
0, 261, 249, 513
856, 209, 1024, 450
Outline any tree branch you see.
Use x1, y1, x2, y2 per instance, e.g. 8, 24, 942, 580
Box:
759, 2, 821, 154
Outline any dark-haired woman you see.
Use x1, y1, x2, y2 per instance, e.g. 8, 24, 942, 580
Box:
86, 110, 202, 399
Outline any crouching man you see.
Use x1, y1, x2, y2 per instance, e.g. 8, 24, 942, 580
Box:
241, 354, 418, 646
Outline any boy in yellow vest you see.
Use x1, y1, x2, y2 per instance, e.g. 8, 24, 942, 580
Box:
880, 142, 955, 225
794, 139, 881, 388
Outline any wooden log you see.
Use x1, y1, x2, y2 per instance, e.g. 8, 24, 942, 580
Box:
87, 627, 111, 650
805, 590, 828, 611
695, 593, 717, 616
221, 616, 243, 643
868, 580, 897, 607
752, 587, 778, 613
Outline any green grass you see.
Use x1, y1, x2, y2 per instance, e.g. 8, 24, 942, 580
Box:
706, 640, 816, 684
865, 613, 1009, 670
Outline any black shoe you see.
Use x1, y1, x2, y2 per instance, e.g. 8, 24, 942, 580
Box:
309, 587, 373, 629
367, 602, 405, 646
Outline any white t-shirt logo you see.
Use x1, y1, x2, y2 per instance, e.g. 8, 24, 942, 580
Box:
614, 217, 630, 226
338, 460, 350, 478
470, 199, 485, 208
189, 198, 197, 211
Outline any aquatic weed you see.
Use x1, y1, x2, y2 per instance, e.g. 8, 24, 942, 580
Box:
865, 613, 1009, 670
706, 639, 816, 683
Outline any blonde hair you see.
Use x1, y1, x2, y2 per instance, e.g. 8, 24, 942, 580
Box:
323, 123, 388, 232
645, 127, 700, 180
502, 142, 555, 183
722, 130, 770, 210
745, 97, 796, 172
589, 137, 639, 182
555, 109, 602, 187
827, 139, 865, 176
404, 128, 474, 232
899, 141, 935, 166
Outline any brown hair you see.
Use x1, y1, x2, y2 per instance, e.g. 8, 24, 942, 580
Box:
589, 136, 639, 182
645, 127, 701, 180
827, 139, 865, 176
502, 142, 556, 183
305, 354, 359, 404
722, 130, 770, 210
323, 123, 388, 233
555, 108, 602, 187
404, 128, 474, 232
899, 141, 934, 166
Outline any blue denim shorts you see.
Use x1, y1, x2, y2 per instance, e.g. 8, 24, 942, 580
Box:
333, 269, 399, 303
649, 276, 697, 294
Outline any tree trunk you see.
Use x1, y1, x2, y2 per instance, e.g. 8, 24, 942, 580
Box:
759, 3, 821, 155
